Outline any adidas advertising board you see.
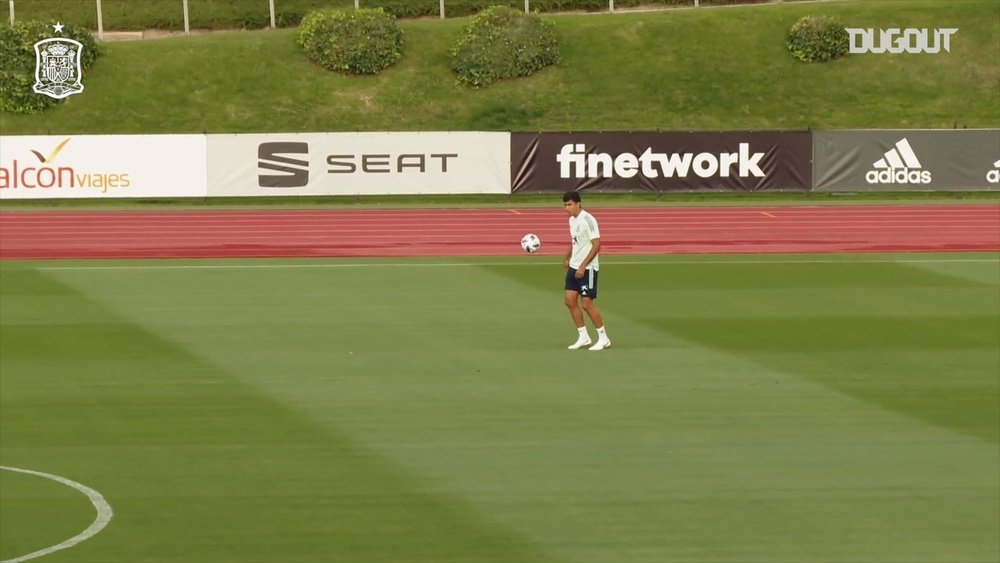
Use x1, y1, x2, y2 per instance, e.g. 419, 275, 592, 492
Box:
510, 132, 812, 192
814, 130, 1000, 192
988, 159, 1000, 185
206, 132, 510, 196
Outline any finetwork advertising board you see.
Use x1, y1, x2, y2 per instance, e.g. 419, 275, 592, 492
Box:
511, 131, 812, 192
207, 132, 511, 196
0, 135, 207, 199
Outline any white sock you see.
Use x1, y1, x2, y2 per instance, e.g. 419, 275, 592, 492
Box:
597, 326, 607, 339
577, 327, 589, 339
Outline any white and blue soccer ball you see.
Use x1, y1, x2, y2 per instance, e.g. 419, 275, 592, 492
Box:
520, 233, 542, 253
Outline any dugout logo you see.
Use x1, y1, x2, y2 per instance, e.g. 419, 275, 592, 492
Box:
865, 138, 932, 185
846, 28, 958, 54
258, 142, 309, 187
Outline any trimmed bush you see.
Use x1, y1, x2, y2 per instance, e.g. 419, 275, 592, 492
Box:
786, 15, 849, 63
296, 8, 403, 75
0, 20, 99, 114
450, 5, 560, 87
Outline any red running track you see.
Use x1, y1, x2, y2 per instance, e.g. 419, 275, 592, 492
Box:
0, 204, 998, 260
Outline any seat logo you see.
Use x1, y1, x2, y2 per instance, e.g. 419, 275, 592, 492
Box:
258, 142, 309, 187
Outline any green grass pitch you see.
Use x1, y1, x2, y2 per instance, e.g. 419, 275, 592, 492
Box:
1, 253, 998, 562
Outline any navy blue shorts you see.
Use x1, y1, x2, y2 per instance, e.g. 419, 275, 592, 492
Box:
565, 267, 599, 299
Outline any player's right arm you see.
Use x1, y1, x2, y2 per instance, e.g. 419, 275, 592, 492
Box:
564, 247, 571, 269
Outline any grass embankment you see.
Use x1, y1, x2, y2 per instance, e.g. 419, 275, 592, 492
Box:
2, 0, 997, 135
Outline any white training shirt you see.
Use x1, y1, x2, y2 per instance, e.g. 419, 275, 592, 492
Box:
569, 209, 600, 270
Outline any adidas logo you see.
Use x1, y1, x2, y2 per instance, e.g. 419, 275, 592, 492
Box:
865, 138, 932, 184
988, 158, 1000, 184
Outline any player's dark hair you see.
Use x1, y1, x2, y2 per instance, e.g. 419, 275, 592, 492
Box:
562, 191, 581, 203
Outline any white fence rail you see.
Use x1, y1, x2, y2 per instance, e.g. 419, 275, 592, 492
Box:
7, 0, 793, 39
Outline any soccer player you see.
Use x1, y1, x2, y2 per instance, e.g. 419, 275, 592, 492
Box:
563, 191, 611, 351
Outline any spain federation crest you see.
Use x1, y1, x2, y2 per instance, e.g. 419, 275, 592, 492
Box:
33, 24, 85, 100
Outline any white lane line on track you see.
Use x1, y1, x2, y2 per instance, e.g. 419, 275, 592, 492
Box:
2, 209, 997, 222
32, 257, 1000, 271
0, 465, 113, 563
4, 221, 997, 231
4, 220, 999, 232
2, 204, 995, 213
5, 230, 998, 241
3, 210, 997, 222
4, 231, 999, 240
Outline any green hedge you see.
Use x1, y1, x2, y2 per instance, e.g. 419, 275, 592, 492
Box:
450, 5, 559, 87
786, 15, 849, 63
297, 8, 403, 74
0, 20, 99, 114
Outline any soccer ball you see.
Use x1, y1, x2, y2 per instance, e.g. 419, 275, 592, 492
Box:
520, 233, 542, 253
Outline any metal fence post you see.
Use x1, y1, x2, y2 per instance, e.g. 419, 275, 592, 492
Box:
439, 0, 445, 19
96, 0, 104, 40
524, 0, 529, 13
8, 0, 13, 25
183, 0, 190, 34
354, 0, 359, 9
268, 0, 275, 28
609, 0, 614, 13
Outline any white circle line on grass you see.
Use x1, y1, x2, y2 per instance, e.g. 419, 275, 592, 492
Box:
0, 465, 113, 563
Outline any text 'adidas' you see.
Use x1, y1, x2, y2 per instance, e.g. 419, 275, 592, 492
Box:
865, 138, 932, 185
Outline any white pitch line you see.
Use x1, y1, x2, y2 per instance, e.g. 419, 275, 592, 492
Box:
31, 257, 1000, 271
0, 465, 113, 563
